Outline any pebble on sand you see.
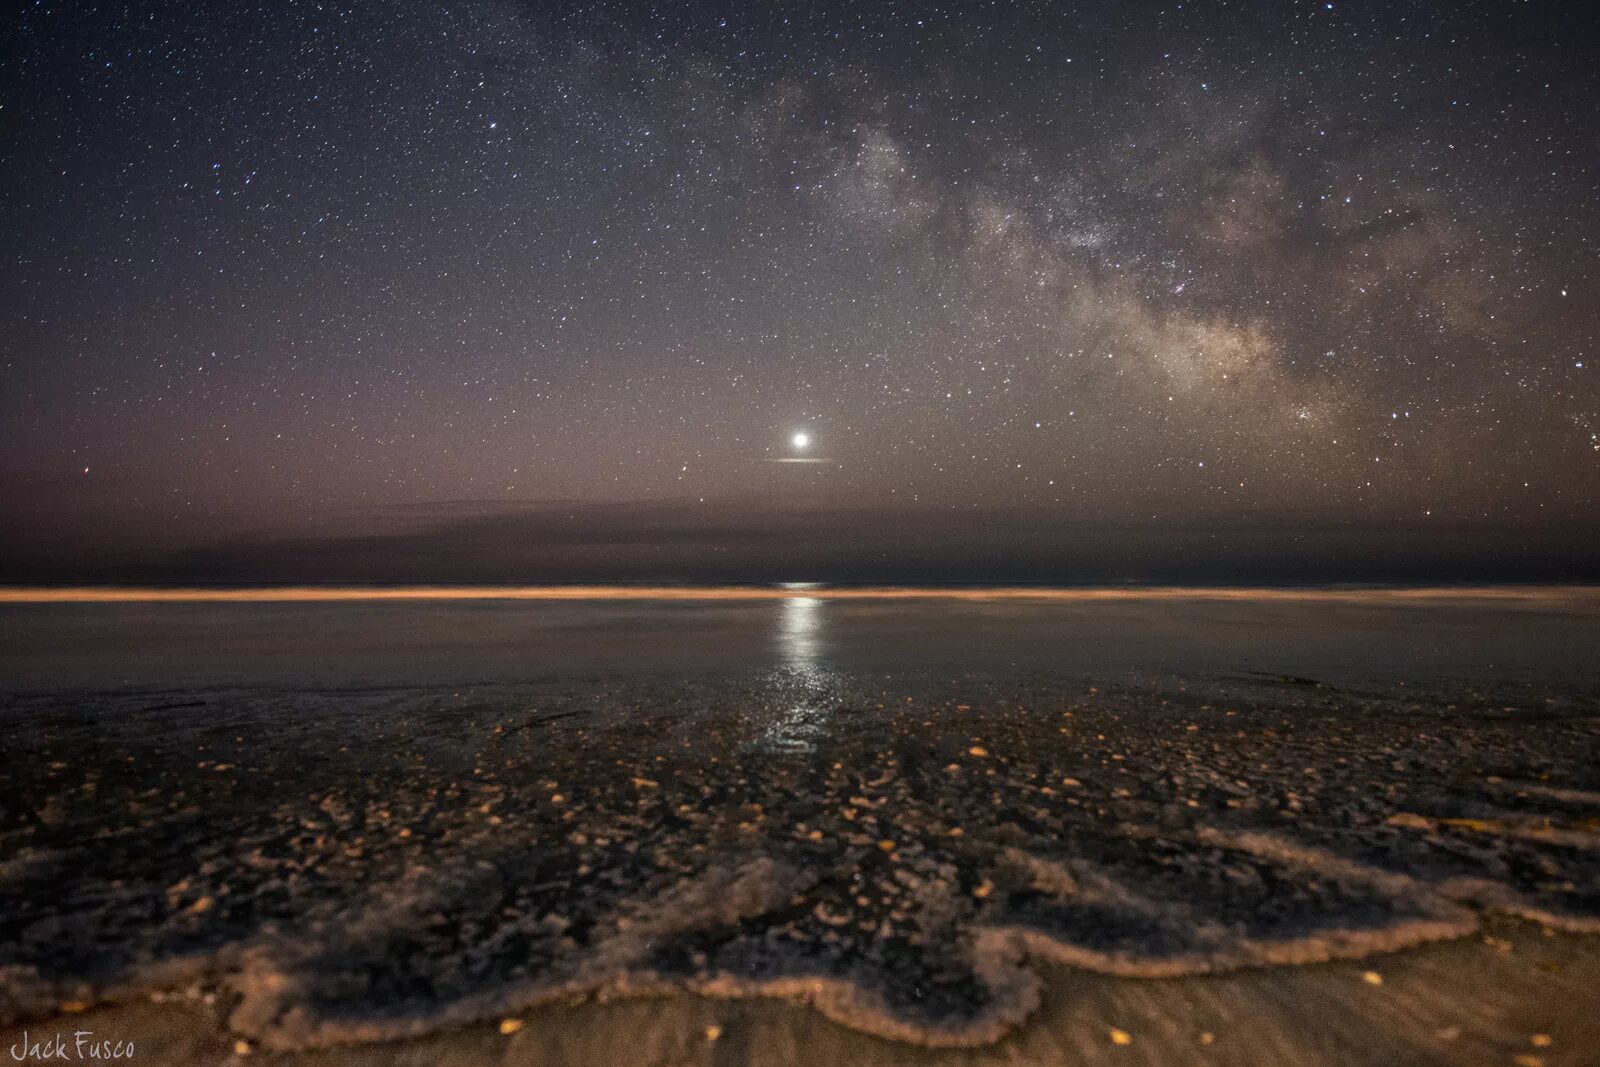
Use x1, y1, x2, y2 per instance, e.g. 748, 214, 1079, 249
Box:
1361, 970, 1383, 985
1109, 1028, 1132, 1045
498, 1018, 523, 1035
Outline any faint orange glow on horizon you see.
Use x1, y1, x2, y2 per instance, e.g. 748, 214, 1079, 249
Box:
0, 585, 1593, 604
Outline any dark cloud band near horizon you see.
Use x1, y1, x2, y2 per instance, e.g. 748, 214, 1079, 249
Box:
3, 497, 1594, 586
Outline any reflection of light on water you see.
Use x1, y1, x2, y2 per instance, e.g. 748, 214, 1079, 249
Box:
778, 594, 823, 669
755, 590, 834, 754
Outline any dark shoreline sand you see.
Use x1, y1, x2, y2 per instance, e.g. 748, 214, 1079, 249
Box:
3, 592, 1598, 1063
6, 919, 1597, 1066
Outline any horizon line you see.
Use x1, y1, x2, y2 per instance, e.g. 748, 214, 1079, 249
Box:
0, 584, 1597, 604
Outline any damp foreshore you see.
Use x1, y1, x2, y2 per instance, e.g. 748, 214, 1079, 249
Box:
2, 590, 1598, 1063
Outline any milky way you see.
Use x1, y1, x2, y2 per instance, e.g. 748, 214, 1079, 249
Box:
2, 2, 1596, 581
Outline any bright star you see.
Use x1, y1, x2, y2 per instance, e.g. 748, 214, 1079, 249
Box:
792, 432, 810, 450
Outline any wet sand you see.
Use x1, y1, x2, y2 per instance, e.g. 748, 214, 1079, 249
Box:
5, 919, 1596, 1066
2, 591, 1597, 1063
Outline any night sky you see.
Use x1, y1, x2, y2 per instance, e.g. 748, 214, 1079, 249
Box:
3, 1, 1597, 584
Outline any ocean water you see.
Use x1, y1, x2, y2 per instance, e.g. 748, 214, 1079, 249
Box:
2, 589, 1598, 1048
4, 587, 1599, 690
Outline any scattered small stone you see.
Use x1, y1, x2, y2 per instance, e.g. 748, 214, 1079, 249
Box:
233, 1039, 252, 1056
18, 659, 1597, 1057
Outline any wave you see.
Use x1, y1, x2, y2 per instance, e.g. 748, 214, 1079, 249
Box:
3, 673, 1598, 1049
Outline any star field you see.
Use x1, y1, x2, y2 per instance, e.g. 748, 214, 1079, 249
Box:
2, 0, 1596, 581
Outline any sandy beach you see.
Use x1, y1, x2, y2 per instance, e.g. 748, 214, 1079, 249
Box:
3, 592, 1598, 1064
5, 918, 1597, 1066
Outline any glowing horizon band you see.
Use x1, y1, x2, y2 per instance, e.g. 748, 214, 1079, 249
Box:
0, 585, 1594, 604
